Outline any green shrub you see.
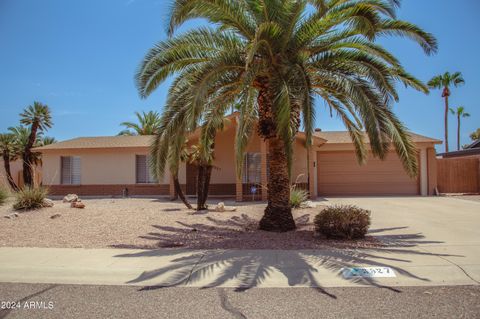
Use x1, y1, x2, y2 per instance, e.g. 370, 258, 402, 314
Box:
0, 187, 8, 206
13, 187, 49, 211
290, 187, 309, 208
314, 205, 371, 240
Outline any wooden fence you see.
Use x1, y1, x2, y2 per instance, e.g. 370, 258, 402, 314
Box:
437, 157, 480, 194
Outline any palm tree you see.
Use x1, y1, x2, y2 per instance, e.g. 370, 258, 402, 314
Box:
152, 133, 193, 209
137, 0, 437, 232
0, 134, 20, 191
19, 102, 52, 186
449, 106, 470, 151
119, 111, 161, 135
428, 72, 465, 152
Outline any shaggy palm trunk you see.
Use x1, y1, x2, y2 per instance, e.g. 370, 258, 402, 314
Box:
259, 137, 296, 231
255, 76, 296, 232
174, 175, 192, 209
443, 94, 449, 153
23, 122, 39, 187
196, 164, 212, 210
3, 153, 19, 191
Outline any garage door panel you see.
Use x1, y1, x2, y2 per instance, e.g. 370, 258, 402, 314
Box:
318, 151, 418, 196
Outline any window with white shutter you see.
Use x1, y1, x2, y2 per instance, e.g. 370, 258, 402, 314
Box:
242, 153, 261, 184
61, 156, 81, 185
136, 155, 157, 184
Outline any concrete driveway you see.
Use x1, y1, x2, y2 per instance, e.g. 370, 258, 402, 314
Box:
324, 196, 480, 246
324, 196, 480, 284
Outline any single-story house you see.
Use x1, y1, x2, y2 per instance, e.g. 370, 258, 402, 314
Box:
33, 115, 441, 200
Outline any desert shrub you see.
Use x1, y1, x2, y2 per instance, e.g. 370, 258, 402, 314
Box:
0, 187, 8, 206
314, 205, 371, 239
13, 187, 49, 211
290, 187, 309, 208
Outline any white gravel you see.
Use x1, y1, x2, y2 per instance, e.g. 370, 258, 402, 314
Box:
0, 197, 378, 249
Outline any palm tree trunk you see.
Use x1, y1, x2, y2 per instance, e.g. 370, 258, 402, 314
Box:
255, 76, 296, 232
173, 175, 192, 209
3, 153, 19, 191
444, 95, 449, 153
259, 136, 296, 232
202, 165, 212, 207
196, 164, 206, 210
23, 122, 39, 186
457, 115, 460, 151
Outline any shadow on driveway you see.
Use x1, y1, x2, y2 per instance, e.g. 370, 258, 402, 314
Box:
113, 219, 462, 297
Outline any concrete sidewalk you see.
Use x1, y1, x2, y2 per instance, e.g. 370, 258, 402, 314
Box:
0, 246, 478, 289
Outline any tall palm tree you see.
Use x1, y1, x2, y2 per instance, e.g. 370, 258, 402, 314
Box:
137, 0, 437, 232
0, 134, 20, 191
119, 111, 161, 135
428, 72, 465, 153
449, 106, 470, 151
19, 102, 52, 186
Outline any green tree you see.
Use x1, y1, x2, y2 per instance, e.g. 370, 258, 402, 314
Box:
137, 0, 437, 231
0, 134, 20, 191
428, 72, 465, 153
19, 102, 53, 186
449, 106, 470, 151
469, 128, 480, 142
119, 111, 161, 136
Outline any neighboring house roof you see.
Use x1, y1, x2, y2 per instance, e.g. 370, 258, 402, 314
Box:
32, 135, 155, 151
313, 131, 442, 144
464, 139, 480, 149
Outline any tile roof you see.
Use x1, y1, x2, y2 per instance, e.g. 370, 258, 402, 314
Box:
34, 131, 441, 151
33, 135, 155, 151
313, 131, 442, 144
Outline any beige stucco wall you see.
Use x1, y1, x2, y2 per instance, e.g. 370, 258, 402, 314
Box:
0, 159, 23, 188
292, 140, 309, 184
194, 123, 310, 185
42, 148, 170, 185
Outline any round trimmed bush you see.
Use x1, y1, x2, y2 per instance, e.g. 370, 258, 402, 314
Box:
314, 205, 371, 239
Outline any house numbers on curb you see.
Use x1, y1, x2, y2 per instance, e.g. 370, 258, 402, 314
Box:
342, 267, 396, 278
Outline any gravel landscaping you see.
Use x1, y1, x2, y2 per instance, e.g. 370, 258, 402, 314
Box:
0, 197, 379, 249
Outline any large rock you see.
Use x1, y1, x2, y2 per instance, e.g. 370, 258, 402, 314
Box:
42, 198, 55, 207
215, 202, 225, 212
70, 201, 85, 209
63, 194, 79, 203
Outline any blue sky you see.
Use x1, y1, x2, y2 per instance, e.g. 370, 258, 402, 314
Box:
0, 0, 478, 152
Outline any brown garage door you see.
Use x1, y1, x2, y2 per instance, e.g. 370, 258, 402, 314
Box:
317, 151, 419, 196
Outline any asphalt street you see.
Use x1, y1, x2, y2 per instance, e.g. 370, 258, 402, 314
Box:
0, 283, 479, 319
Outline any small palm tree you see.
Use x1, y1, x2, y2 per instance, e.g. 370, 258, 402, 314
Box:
151, 133, 193, 209
19, 102, 52, 186
449, 106, 470, 151
119, 111, 161, 136
137, 0, 437, 231
428, 72, 465, 152
0, 134, 20, 191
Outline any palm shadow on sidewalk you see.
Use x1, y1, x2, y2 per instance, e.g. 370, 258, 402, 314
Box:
113, 216, 462, 297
